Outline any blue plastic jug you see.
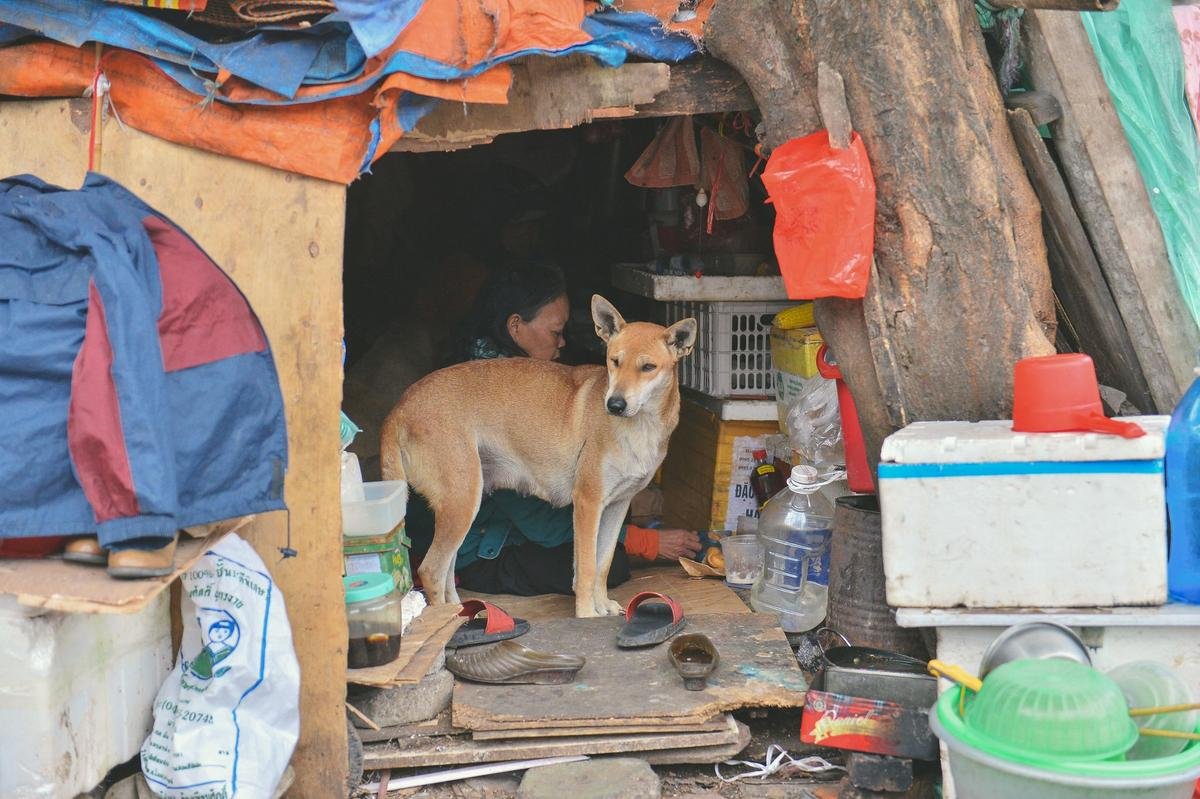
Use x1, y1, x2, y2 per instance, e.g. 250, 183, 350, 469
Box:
1167, 371, 1200, 603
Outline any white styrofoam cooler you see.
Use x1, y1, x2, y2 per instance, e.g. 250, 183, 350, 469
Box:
0, 593, 172, 798
879, 416, 1169, 608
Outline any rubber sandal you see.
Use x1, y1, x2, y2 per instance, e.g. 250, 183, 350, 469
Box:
446, 640, 585, 685
616, 591, 686, 649
669, 633, 719, 691
448, 600, 530, 649
62, 536, 106, 566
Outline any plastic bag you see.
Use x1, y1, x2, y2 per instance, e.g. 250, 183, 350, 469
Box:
761, 131, 876, 300
142, 534, 299, 799
625, 115, 701, 189
1085, 2, 1200, 327
785, 375, 845, 473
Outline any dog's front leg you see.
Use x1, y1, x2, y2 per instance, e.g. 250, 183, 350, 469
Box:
571, 484, 606, 618
593, 500, 631, 616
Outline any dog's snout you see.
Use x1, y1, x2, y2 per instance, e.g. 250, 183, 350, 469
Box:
606, 396, 627, 416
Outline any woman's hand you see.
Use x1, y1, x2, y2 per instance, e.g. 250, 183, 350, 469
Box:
656, 528, 702, 561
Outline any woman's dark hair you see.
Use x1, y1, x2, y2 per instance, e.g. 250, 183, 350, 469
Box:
445, 262, 567, 364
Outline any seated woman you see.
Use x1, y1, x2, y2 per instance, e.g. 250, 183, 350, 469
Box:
406, 263, 700, 596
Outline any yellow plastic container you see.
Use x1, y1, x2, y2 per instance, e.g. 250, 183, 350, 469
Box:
771, 325, 823, 379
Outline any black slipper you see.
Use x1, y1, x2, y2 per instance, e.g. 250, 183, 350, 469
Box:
448, 599, 530, 648
616, 591, 686, 648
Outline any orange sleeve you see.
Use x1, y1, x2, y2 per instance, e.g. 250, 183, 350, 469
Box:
624, 525, 660, 561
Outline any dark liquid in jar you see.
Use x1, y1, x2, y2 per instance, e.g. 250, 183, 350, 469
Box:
348, 632, 401, 669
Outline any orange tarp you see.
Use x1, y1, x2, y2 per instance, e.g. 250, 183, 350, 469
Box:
0, 0, 611, 182
0, 42, 510, 183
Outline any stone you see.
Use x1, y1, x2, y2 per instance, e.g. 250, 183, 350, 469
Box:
351, 665, 454, 727
518, 757, 660, 799
846, 753, 913, 793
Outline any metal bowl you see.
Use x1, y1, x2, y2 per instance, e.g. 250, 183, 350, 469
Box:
978, 621, 1091, 678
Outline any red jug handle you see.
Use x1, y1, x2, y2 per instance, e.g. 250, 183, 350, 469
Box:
1077, 412, 1146, 439
816, 343, 842, 380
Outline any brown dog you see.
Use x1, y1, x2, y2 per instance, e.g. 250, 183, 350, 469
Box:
380, 296, 696, 618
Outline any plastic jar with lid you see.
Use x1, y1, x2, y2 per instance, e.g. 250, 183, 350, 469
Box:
344, 573, 403, 669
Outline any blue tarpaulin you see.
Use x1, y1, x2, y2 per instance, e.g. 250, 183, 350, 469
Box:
583, 10, 700, 63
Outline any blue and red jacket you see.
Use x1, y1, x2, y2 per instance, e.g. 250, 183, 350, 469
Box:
0, 173, 287, 547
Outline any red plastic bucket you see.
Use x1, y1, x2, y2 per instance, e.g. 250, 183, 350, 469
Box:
817, 344, 875, 494
1012, 353, 1144, 438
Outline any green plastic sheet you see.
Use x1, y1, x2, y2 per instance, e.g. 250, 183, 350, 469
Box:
1083, 0, 1200, 327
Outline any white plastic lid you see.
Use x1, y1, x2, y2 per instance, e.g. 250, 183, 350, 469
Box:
787, 465, 819, 492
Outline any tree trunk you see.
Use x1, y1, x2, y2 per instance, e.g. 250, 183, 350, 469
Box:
708, 0, 1055, 468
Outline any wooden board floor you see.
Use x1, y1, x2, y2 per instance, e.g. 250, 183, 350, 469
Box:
452, 611, 806, 731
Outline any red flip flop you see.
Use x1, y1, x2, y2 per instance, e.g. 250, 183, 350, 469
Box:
617, 591, 686, 648
448, 599, 530, 648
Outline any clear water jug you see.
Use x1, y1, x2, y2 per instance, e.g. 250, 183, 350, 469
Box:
751, 465, 833, 632
1167, 370, 1200, 603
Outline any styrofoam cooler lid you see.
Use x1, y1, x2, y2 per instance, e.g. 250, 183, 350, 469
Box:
880, 416, 1169, 464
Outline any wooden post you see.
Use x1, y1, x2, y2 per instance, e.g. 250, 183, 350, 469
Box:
1008, 108, 1156, 411
1024, 9, 1200, 408
0, 99, 349, 797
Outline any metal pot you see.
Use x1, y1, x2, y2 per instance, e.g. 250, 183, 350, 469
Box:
823, 645, 937, 709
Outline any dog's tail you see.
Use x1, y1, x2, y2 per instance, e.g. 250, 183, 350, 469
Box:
379, 414, 408, 483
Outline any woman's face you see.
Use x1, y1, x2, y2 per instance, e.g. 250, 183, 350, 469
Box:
510, 294, 569, 361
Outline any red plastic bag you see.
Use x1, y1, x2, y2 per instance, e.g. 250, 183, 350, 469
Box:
761, 130, 876, 299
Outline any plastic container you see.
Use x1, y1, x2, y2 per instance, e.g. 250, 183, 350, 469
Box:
343, 480, 408, 536
343, 480, 413, 593
344, 573, 403, 670
1013, 353, 1145, 438
932, 687, 1200, 799
0, 593, 172, 799
721, 534, 761, 587
750, 465, 833, 633
749, 448, 787, 508
1166, 370, 1200, 603
658, 300, 794, 397
964, 659, 1139, 763
879, 416, 1169, 608
1109, 661, 1198, 760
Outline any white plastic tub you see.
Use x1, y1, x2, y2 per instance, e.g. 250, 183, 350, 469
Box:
0, 593, 172, 798
343, 480, 408, 537
879, 417, 1169, 608
930, 706, 1200, 799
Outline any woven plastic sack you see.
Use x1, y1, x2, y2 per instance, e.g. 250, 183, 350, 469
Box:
1084, 1, 1200, 327
761, 131, 876, 300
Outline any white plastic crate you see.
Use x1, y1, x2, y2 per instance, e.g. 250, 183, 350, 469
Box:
660, 300, 793, 397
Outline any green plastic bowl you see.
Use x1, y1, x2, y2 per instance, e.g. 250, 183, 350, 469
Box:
964, 659, 1139, 764
935, 686, 1200, 782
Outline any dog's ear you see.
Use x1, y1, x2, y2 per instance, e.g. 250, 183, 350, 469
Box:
665, 317, 697, 358
591, 295, 626, 343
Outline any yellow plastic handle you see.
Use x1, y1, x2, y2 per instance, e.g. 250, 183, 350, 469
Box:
928, 659, 984, 692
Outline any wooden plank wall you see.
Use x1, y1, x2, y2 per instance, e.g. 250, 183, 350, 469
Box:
0, 99, 349, 796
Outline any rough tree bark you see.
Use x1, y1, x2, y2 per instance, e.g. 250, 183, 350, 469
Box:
707, 0, 1055, 469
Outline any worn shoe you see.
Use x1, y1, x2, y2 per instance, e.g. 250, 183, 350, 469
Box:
669, 633, 719, 691
446, 640, 585, 685
62, 536, 106, 566
106, 536, 178, 579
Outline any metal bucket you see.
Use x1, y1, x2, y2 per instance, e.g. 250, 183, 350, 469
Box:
828, 495, 929, 659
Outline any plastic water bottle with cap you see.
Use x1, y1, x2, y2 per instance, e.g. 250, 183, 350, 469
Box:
750, 465, 834, 633
1167, 368, 1200, 603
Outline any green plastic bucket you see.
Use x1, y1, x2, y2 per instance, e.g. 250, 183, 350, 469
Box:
932, 687, 1200, 799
